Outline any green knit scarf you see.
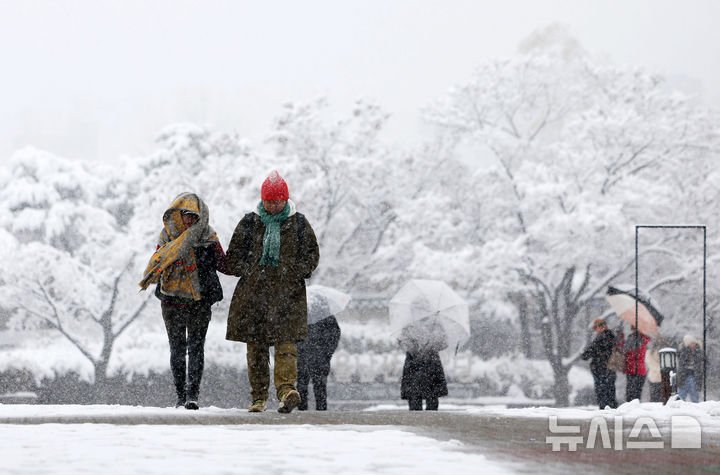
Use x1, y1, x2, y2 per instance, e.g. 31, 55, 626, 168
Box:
257, 201, 291, 267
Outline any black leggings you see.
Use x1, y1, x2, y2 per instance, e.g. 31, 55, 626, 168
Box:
626, 374, 646, 402
161, 302, 211, 402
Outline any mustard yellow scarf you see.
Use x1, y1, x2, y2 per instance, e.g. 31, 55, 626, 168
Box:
139, 193, 218, 301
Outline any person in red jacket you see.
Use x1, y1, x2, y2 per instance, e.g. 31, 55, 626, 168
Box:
620, 325, 650, 402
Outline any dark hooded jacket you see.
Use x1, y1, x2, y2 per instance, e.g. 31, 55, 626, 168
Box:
298, 316, 341, 377
399, 323, 448, 400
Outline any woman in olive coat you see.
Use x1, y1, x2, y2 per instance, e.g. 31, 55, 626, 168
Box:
225, 171, 319, 413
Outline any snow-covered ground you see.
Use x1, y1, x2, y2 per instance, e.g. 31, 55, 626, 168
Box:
2, 401, 720, 474
0, 404, 520, 475
0, 424, 519, 475
369, 398, 720, 434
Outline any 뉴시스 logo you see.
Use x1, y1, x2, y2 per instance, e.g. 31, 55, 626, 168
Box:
546, 415, 702, 451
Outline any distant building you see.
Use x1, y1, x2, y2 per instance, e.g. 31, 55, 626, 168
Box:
343, 295, 388, 323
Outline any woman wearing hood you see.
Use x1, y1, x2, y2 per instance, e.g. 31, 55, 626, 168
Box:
140, 192, 231, 410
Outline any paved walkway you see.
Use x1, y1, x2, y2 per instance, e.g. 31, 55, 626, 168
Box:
2, 410, 718, 474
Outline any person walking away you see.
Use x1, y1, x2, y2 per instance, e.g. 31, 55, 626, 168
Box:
621, 325, 650, 402
297, 306, 341, 411
139, 192, 231, 410
399, 318, 449, 411
677, 335, 703, 403
581, 318, 618, 409
225, 171, 319, 413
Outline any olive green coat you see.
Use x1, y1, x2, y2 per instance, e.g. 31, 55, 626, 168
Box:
225, 211, 319, 344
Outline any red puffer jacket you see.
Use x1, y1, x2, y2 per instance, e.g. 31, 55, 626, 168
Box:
621, 332, 651, 376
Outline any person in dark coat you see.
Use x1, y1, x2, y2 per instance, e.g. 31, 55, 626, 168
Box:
225, 171, 320, 413
677, 334, 703, 403
297, 310, 341, 411
620, 325, 650, 402
581, 318, 618, 409
399, 318, 449, 411
139, 192, 231, 410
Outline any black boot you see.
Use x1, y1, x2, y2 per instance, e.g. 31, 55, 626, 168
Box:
298, 383, 309, 411
175, 390, 187, 409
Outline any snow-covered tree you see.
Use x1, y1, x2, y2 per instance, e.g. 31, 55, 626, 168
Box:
425, 42, 720, 404
0, 150, 151, 386
266, 98, 405, 292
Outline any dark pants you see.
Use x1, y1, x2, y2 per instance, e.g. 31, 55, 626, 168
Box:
408, 397, 439, 411
649, 382, 662, 402
626, 374, 646, 402
592, 370, 617, 409
161, 302, 212, 402
297, 371, 328, 411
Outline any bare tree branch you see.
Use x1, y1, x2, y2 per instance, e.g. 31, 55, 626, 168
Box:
32, 284, 97, 364
113, 294, 152, 339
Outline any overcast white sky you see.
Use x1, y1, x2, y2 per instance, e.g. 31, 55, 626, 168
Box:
1, 0, 718, 163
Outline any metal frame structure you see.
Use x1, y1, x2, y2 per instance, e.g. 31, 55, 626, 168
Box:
635, 225, 707, 401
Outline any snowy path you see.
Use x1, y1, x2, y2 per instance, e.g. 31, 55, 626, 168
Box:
0, 424, 514, 475
1, 404, 720, 474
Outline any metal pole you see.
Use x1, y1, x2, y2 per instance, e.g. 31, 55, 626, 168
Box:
635, 226, 640, 387
703, 226, 707, 402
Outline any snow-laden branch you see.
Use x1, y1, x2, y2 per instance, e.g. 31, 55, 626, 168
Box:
521, 271, 553, 302
99, 258, 131, 329
113, 294, 152, 340
562, 344, 588, 368
580, 245, 687, 306
645, 273, 691, 293
76, 307, 101, 324
34, 281, 97, 364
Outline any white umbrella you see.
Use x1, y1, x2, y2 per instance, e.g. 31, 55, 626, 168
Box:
605, 285, 664, 337
389, 279, 470, 356
306, 284, 351, 324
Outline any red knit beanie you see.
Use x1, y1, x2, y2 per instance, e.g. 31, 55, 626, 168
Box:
261, 170, 289, 201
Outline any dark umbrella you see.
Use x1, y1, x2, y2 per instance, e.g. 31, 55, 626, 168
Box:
605, 285, 664, 337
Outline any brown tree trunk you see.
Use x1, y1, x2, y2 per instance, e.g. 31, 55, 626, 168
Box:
517, 297, 532, 358
552, 366, 571, 407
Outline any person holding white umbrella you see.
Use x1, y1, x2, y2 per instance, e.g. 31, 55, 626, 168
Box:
390, 279, 469, 411
297, 286, 348, 411
399, 318, 449, 410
